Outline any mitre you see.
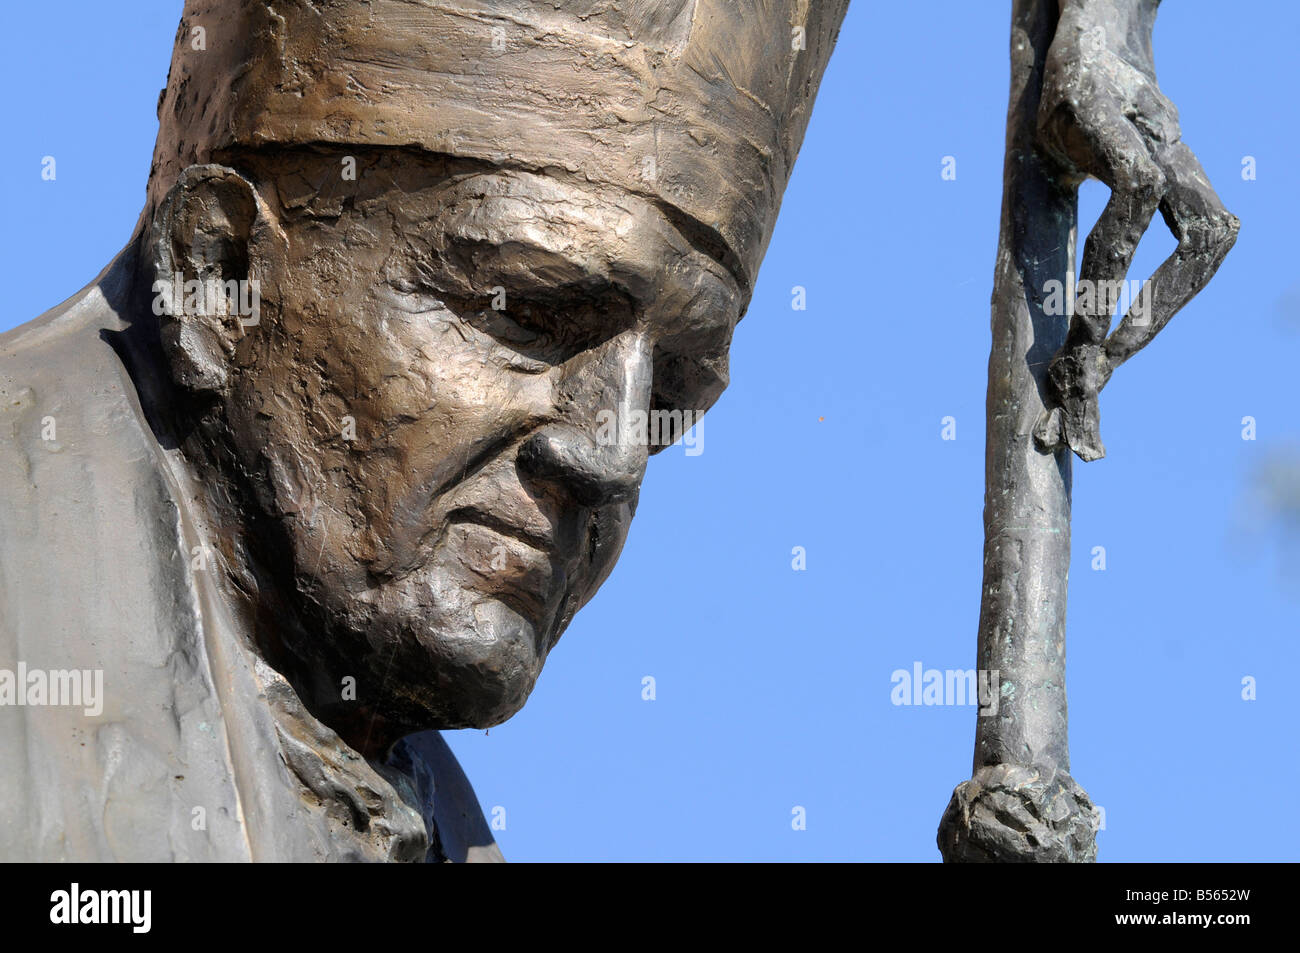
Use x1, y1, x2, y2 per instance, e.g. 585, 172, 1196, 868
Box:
148, 0, 848, 294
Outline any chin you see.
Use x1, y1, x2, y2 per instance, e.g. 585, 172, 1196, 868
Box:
291, 564, 554, 740
409, 594, 550, 729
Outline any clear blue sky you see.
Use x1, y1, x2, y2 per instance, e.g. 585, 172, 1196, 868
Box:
2, 1, 1295, 861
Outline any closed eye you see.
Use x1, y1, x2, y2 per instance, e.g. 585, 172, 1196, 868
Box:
383, 278, 550, 373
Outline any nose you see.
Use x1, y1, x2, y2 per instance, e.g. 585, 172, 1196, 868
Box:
517, 331, 652, 507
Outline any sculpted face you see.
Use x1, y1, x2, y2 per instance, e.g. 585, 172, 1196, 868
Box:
155, 151, 740, 737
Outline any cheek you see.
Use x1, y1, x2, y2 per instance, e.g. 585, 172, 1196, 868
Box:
238, 292, 558, 555
338, 310, 553, 462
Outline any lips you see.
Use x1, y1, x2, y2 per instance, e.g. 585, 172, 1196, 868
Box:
445, 505, 554, 554
438, 508, 564, 625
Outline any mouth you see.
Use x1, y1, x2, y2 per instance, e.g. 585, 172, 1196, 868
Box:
440, 507, 565, 626
445, 505, 554, 554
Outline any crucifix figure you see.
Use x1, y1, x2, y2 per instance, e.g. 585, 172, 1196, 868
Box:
1034, 0, 1239, 462
939, 0, 1237, 862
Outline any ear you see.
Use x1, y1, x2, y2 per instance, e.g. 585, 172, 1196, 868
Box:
150, 164, 270, 394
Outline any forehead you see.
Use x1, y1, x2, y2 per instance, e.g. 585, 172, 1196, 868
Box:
255, 150, 741, 338
243, 149, 739, 416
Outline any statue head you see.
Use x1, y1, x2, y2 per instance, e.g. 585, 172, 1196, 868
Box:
139, 0, 844, 747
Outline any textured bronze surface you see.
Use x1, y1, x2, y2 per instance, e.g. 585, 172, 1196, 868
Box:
0, 0, 847, 861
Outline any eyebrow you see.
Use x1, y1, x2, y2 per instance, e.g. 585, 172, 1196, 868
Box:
439, 234, 631, 300
426, 193, 740, 326
651, 200, 749, 295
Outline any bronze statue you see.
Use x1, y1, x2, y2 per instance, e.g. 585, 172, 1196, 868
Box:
0, 0, 847, 861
